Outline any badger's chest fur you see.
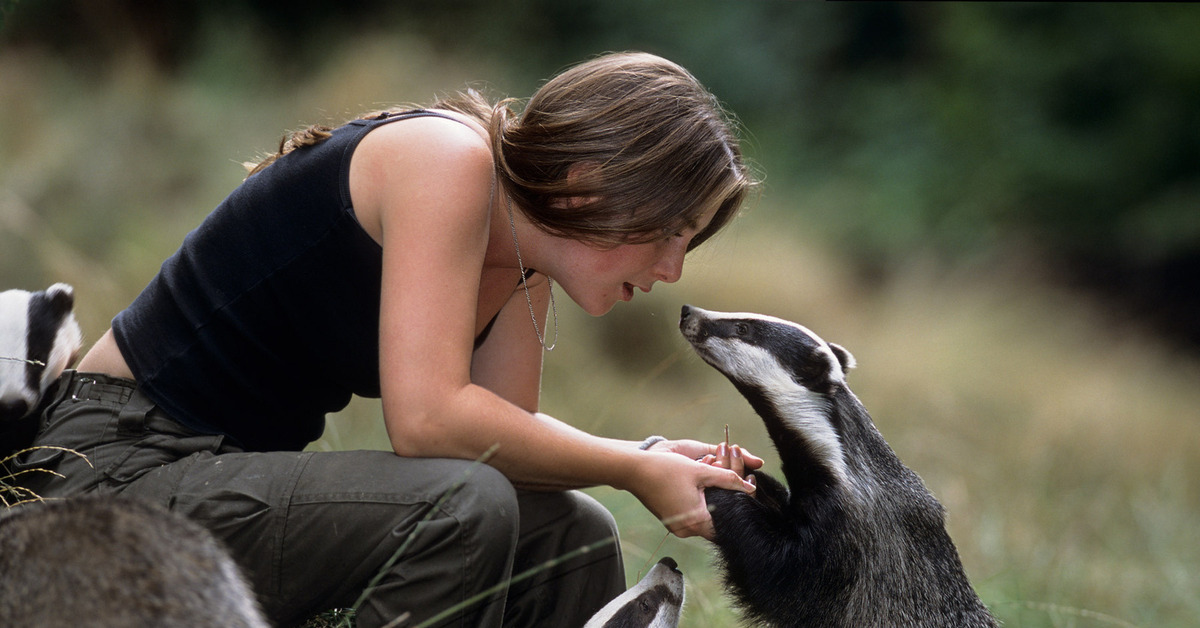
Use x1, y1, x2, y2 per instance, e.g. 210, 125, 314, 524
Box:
680, 305, 995, 628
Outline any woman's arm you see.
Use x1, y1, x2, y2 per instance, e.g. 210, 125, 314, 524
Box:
352, 116, 755, 538
468, 271, 550, 414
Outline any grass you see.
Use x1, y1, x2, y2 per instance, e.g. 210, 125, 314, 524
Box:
3, 37, 1198, 627
0, 447, 91, 507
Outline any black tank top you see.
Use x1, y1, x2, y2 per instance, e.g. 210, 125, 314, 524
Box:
112, 111, 494, 451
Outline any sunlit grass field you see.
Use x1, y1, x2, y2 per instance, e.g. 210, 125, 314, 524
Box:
3, 37, 1198, 627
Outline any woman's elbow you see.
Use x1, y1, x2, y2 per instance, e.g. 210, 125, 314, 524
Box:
385, 399, 489, 459
384, 406, 445, 457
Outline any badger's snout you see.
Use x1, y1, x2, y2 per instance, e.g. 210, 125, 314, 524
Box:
679, 304, 708, 342
657, 555, 681, 575
0, 398, 31, 423
679, 304, 694, 331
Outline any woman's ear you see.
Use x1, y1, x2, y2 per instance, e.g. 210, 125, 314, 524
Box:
559, 162, 601, 209
566, 161, 599, 185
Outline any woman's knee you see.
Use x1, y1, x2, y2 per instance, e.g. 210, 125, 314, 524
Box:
438, 461, 520, 548
566, 491, 620, 544
517, 489, 619, 547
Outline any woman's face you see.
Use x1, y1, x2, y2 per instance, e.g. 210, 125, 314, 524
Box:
551, 206, 718, 316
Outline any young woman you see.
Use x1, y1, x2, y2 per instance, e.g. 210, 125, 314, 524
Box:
16, 52, 761, 627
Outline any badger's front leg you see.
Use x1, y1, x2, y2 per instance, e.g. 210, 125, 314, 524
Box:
707, 471, 860, 627
704, 470, 797, 622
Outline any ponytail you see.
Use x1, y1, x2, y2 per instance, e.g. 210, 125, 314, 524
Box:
243, 124, 333, 177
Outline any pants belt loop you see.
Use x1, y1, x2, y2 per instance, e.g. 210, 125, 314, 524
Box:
116, 388, 155, 436
46, 370, 77, 406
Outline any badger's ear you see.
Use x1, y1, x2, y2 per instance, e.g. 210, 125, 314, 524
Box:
45, 283, 75, 313
830, 343, 856, 375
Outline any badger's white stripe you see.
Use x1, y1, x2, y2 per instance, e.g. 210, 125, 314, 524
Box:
0, 289, 36, 405
43, 304, 82, 391
703, 340, 850, 485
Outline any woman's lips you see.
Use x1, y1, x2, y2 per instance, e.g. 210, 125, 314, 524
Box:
622, 283, 635, 301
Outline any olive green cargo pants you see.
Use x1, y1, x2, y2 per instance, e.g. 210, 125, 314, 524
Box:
11, 372, 625, 627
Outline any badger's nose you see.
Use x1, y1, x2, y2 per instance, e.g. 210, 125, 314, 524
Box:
679, 305, 703, 339
679, 305, 694, 332
0, 398, 30, 422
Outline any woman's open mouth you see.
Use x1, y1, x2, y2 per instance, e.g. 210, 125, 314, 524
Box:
622, 283, 635, 301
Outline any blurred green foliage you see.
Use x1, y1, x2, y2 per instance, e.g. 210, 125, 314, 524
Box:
4, 0, 1198, 346
3, 3, 1200, 626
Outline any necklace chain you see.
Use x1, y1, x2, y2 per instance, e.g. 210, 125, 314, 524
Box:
506, 195, 558, 351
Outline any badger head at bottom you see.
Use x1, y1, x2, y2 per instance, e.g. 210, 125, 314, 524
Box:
680, 305, 996, 628
584, 557, 684, 628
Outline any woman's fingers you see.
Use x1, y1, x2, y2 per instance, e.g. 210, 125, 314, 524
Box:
729, 444, 745, 477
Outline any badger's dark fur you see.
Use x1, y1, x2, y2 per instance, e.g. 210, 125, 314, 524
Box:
680, 305, 996, 628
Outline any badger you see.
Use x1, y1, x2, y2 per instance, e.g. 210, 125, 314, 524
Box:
0, 495, 268, 627
0, 283, 82, 423
584, 557, 685, 628
679, 305, 996, 628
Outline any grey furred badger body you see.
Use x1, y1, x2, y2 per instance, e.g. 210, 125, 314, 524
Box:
680, 306, 995, 628
0, 495, 268, 627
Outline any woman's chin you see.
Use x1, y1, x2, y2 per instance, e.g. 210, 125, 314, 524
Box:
588, 301, 617, 316
583, 295, 619, 317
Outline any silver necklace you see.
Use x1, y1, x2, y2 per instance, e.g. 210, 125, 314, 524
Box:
506, 195, 558, 351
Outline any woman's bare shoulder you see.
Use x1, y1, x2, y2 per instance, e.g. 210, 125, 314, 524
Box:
349, 112, 494, 241
359, 109, 490, 163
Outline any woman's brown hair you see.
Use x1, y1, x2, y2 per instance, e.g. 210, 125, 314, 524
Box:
250, 52, 756, 251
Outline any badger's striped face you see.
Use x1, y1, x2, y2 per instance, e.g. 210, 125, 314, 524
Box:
680, 305, 856, 486
0, 284, 82, 421
679, 306, 850, 391
584, 557, 684, 628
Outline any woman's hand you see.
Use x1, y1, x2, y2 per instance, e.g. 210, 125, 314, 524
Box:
631, 439, 763, 540
696, 442, 757, 482
645, 437, 764, 478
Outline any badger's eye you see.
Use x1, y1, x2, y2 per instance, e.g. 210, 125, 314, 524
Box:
734, 322, 750, 336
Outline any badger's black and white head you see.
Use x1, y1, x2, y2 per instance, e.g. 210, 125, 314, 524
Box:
584, 557, 685, 628
0, 284, 82, 422
679, 305, 854, 390
679, 305, 856, 486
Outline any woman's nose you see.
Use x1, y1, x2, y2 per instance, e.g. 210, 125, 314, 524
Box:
655, 240, 687, 284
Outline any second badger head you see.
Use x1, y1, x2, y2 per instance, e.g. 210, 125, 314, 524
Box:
0, 283, 83, 422
583, 557, 685, 628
